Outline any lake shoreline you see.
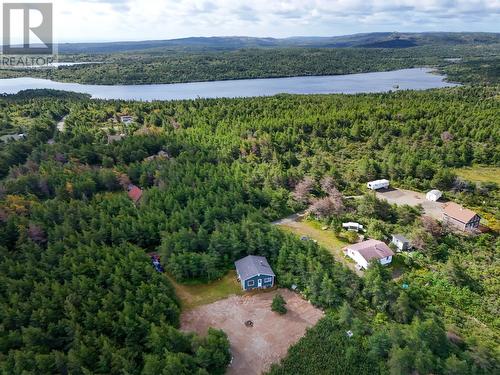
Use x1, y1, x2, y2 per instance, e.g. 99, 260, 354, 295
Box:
0, 65, 451, 87
0, 68, 460, 101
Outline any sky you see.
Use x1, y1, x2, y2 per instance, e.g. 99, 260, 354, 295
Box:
3, 0, 500, 43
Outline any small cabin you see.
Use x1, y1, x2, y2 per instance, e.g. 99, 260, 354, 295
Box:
235, 255, 275, 291
426, 189, 442, 202
367, 179, 389, 190
127, 184, 143, 204
391, 234, 411, 251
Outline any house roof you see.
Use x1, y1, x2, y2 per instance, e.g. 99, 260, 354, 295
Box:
107, 134, 125, 143
344, 239, 394, 261
235, 255, 275, 281
392, 234, 409, 243
443, 202, 478, 223
127, 185, 143, 203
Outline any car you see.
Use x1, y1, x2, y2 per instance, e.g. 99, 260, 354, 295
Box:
151, 256, 164, 273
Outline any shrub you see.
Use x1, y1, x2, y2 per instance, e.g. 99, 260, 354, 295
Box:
340, 230, 359, 244
272, 294, 287, 315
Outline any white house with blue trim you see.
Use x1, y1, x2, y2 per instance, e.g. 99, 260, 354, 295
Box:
235, 255, 275, 291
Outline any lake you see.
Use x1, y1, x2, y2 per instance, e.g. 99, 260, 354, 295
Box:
0, 68, 459, 101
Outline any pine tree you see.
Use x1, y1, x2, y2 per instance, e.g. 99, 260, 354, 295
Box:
271, 294, 287, 315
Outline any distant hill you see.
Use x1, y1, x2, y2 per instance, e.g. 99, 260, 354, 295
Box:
358, 39, 418, 48
57, 37, 280, 53
56, 32, 500, 54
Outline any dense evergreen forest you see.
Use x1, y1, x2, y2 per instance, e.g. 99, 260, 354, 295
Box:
0, 86, 498, 374
1, 43, 499, 85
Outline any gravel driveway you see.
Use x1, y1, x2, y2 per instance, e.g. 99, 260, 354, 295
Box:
181, 289, 324, 375
375, 188, 444, 220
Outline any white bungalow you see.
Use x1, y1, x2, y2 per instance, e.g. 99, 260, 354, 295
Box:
426, 189, 442, 202
367, 179, 390, 190
343, 239, 394, 269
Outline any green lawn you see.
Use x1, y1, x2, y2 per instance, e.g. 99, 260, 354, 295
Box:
278, 218, 407, 278
167, 270, 244, 310
454, 165, 500, 185
277, 218, 359, 274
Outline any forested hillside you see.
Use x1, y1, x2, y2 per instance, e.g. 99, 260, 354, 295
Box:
1, 43, 498, 85
0, 86, 498, 374
52, 32, 500, 53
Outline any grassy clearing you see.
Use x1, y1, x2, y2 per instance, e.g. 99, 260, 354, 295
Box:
278, 217, 406, 278
277, 218, 358, 274
453, 165, 499, 232
454, 165, 500, 185
167, 270, 244, 310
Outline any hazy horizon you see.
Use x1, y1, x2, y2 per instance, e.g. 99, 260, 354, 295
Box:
51, 31, 499, 45
2, 0, 499, 44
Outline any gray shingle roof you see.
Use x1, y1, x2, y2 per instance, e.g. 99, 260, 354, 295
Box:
235, 255, 275, 281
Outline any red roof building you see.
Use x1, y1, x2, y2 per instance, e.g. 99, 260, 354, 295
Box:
127, 185, 143, 204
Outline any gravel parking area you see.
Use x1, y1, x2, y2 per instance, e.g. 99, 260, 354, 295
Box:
375, 188, 444, 219
181, 289, 324, 375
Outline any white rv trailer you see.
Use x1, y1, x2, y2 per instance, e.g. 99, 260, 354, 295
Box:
367, 179, 389, 190
342, 222, 364, 232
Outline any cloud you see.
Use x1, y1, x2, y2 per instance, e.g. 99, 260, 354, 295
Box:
85, 0, 131, 11
235, 5, 260, 22
47, 0, 500, 42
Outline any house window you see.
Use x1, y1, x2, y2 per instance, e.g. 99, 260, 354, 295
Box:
264, 277, 272, 283
247, 280, 254, 287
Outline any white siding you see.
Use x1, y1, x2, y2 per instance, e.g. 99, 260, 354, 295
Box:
346, 250, 393, 268
380, 256, 393, 265
392, 238, 404, 251
347, 250, 369, 269
367, 179, 390, 190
